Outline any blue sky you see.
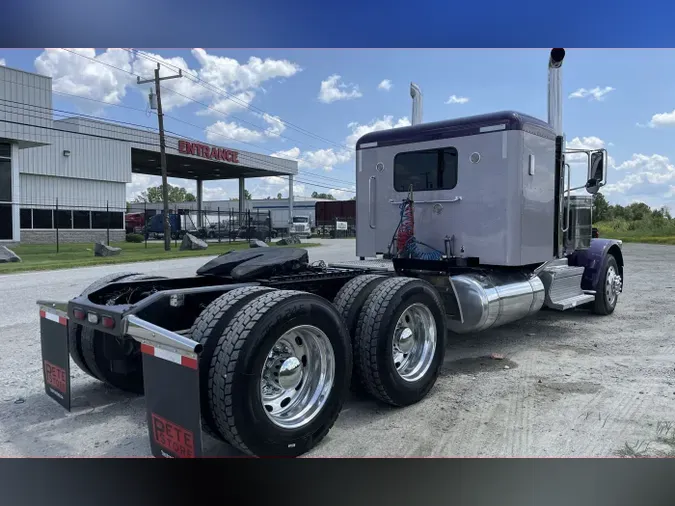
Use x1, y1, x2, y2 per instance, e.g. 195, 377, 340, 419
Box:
1, 48, 674, 208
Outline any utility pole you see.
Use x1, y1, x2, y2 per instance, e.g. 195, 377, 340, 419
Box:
137, 63, 182, 251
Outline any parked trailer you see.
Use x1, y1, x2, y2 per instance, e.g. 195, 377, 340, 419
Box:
37, 49, 623, 458
315, 200, 356, 224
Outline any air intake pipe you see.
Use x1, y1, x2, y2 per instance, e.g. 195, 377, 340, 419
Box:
548, 48, 566, 136
411, 83, 423, 126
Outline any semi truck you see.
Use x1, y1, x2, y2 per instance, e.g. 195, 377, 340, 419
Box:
37, 49, 623, 458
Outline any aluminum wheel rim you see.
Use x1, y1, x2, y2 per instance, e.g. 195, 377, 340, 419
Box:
260, 325, 335, 429
605, 265, 621, 306
392, 303, 437, 382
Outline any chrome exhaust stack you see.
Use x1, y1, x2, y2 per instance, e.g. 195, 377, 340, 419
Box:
411, 82, 423, 126
548, 48, 566, 136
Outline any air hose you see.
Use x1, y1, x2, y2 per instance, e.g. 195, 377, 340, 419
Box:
388, 186, 444, 261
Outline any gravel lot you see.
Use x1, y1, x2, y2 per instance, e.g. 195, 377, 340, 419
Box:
1, 240, 674, 458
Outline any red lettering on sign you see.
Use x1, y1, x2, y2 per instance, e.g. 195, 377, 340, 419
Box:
151, 413, 195, 458
44, 360, 67, 394
177, 140, 239, 164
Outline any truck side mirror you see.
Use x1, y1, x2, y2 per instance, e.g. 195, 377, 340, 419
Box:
585, 151, 605, 195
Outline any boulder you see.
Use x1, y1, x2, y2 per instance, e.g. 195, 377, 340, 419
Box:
180, 233, 208, 251
249, 239, 269, 248
0, 246, 21, 263
94, 241, 122, 257
276, 235, 302, 246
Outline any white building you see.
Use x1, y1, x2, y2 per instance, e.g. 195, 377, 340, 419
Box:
0, 64, 298, 244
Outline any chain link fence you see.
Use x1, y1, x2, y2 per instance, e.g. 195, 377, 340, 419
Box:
8, 200, 127, 252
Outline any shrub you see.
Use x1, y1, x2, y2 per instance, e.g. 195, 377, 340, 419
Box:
126, 233, 144, 243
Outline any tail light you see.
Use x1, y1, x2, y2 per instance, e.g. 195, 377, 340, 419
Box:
73, 308, 85, 320
87, 312, 99, 324
101, 316, 115, 329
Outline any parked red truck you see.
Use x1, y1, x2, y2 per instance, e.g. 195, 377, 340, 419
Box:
125, 213, 145, 234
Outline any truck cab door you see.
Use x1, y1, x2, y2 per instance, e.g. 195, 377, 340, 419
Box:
356, 146, 386, 257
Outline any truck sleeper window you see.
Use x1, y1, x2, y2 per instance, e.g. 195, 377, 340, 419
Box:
393, 147, 458, 192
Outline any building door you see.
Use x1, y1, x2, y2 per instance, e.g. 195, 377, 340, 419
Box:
0, 143, 12, 240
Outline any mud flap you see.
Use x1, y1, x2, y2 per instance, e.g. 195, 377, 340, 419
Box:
38, 304, 71, 411
126, 315, 204, 458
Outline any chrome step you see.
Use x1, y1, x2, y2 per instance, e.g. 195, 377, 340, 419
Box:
545, 292, 596, 311
537, 264, 593, 311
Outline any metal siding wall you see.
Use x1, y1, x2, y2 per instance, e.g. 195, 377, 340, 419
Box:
0, 66, 53, 145
20, 173, 126, 210
17, 132, 131, 183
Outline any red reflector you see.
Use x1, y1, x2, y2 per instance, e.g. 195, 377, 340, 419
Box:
73, 308, 85, 320
101, 316, 115, 329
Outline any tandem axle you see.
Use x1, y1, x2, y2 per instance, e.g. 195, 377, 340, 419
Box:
36, 241, 622, 458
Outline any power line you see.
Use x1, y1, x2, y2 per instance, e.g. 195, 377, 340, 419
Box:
62, 48, 350, 154
0, 91, 356, 187
0, 98, 356, 188
0, 117, 354, 195
127, 48, 351, 151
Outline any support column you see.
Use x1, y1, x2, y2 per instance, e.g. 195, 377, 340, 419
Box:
11, 143, 20, 243
288, 175, 294, 229
238, 177, 245, 215
196, 179, 203, 228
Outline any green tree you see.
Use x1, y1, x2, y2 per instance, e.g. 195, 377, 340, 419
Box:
311, 191, 336, 200
134, 184, 196, 203
592, 193, 611, 221
277, 193, 283, 199
230, 189, 252, 201
626, 202, 651, 221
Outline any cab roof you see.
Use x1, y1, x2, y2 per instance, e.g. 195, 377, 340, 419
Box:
356, 110, 557, 150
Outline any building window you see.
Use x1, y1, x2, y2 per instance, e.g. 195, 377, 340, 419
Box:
20, 209, 32, 229
393, 147, 459, 193
33, 209, 54, 229
91, 211, 111, 229
0, 159, 11, 203
0, 205, 11, 240
55, 210, 73, 229
73, 211, 91, 229
109, 212, 124, 229
0, 144, 13, 240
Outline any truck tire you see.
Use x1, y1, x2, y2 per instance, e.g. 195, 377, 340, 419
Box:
189, 285, 277, 440
592, 254, 621, 315
208, 290, 352, 457
354, 277, 446, 407
332, 274, 388, 392
69, 272, 143, 379
79, 274, 167, 394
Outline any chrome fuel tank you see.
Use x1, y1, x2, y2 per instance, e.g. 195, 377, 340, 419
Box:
447, 271, 545, 334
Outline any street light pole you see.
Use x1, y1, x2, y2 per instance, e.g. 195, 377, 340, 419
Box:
137, 63, 182, 251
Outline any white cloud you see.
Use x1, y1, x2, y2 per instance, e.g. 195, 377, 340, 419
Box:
195, 90, 256, 117
318, 74, 362, 103
0, 58, 5, 66
568, 86, 615, 101
603, 153, 675, 202
566, 136, 616, 168
271, 115, 410, 173
34, 48, 301, 116
262, 113, 286, 138
34, 48, 134, 106
249, 175, 306, 199
205, 121, 263, 143
345, 115, 410, 149
192, 49, 301, 92
638, 109, 675, 129
445, 95, 469, 104
378, 79, 392, 91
